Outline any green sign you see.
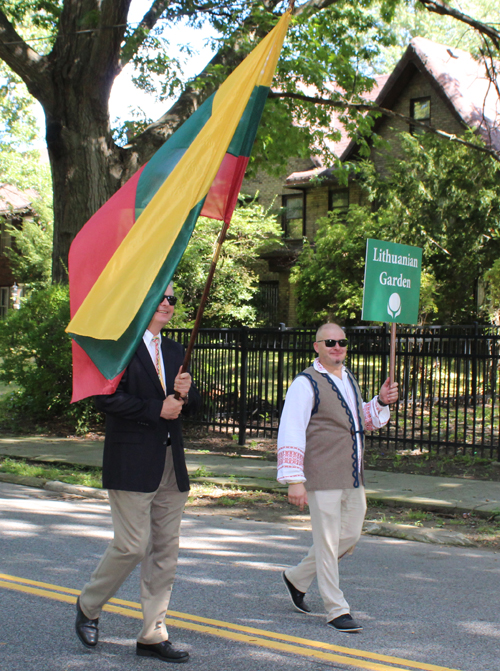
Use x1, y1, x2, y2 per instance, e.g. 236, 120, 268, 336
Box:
362, 239, 422, 324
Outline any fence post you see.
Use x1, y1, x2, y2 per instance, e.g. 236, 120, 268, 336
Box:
471, 321, 478, 407
276, 323, 286, 418
238, 326, 248, 446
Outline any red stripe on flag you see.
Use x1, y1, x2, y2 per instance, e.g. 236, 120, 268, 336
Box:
71, 341, 123, 403
69, 167, 146, 402
68, 166, 146, 315
201, 154, 250, 224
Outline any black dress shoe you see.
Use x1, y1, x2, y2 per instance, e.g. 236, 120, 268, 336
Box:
75, 596, 99, 648
327, 613, 362, 633
282, 571, 311, 614
136, 640, 189, 663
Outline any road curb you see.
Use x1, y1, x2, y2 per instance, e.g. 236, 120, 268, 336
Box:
363, 521, 475, 546
44, 480, 109, 499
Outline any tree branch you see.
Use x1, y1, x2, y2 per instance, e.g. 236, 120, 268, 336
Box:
0, 10, 52, 106
268, 90, 500, 162
417, 0, 500, 50
293, 0, 345, 17
120, 0, 173, 68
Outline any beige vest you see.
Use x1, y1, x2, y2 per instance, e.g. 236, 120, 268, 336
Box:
301, 366, 365, 491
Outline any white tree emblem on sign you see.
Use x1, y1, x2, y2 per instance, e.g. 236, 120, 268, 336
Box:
387, 292, 402, 318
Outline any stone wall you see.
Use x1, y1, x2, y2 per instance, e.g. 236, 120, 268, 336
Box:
241, 157, 313, 212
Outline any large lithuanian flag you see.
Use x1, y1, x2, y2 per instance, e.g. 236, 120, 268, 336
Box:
66, 11, 291, 402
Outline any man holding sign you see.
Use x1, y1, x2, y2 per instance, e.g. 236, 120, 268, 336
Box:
277, 323, 398, 633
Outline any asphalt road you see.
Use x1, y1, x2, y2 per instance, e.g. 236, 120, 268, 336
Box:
1, 481, 499, 671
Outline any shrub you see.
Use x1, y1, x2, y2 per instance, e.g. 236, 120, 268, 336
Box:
0, 284, 102, 434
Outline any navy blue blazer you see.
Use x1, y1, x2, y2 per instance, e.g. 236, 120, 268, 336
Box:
95, 335, 201, 493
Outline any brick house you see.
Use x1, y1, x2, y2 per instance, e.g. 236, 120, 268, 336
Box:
242, 37, 500, 325
0, 184, 37, 316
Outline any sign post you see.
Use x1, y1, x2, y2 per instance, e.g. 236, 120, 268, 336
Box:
362, 239, 422, 384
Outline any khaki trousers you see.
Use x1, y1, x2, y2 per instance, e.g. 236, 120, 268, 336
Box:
79, 447, 188, 643
285, 487, 366, 622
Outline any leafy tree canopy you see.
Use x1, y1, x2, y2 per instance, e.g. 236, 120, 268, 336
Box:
370, 0, 500, 73
0, 0, 402, 280
1, 0, 499, 283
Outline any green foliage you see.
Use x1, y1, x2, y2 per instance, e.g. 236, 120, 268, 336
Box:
360, 132, 500, 323
0, 60, 54, 287
483, 259, 500, 324
1, 0, 61, 35
0, 63, 38, 147
0, 285, 101, 434
5, 217, 53, 289
171, 200, 282, 327
371, 0, 500, 73
249, 1, 398, 175
291, 206, 382, 325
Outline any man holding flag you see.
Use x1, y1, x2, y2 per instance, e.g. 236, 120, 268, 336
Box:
67, 9, 293, 662
75, 284, 201, 663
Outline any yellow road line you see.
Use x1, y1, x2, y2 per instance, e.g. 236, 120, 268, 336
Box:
0, 573, 463, 671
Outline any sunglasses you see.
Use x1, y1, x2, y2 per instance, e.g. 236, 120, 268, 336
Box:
316, 339, 348, 347
161, 295, 177, 306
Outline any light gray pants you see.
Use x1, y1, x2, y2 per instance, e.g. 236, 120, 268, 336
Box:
79, 448, 188, 643
285, 487, 366, 622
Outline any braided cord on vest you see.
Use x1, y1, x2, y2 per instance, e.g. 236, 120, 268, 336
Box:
345, 368, 365, 486
344, 368, 365, 448
296, 372, 320, 416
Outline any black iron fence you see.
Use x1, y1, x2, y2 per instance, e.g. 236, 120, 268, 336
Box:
166, 324, 500, 459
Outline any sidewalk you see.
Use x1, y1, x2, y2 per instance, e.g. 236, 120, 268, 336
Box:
1, 435, 500, 517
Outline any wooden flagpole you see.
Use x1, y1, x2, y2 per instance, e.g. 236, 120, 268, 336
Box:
172, 3, 295, 398
174, 219, 230, 399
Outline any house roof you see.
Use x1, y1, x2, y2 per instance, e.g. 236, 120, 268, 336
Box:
285, 36, 500, 187
0, 184, 38, 216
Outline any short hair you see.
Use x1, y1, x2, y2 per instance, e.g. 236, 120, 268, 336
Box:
315, 322, 344, 341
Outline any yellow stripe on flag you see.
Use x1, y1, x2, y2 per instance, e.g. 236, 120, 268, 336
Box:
67, 11, 290, 341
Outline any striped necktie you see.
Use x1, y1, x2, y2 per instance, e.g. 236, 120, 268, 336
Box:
151, 335, 166, 392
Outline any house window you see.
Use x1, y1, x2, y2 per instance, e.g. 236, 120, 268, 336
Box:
254, 281, 280, 326
410, 97, 431, 135
0, 287, 10, 318
329, 188, 349, 214
282, 194, 304, 239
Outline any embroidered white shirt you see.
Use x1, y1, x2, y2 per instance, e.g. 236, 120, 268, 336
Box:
277, 359, 390, 484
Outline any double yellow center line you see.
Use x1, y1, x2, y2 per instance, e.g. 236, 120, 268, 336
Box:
0, 573, 462, 671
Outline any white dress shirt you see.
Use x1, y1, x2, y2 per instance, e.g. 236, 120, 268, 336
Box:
143, 330, 166, 391
277, 358, 390, 484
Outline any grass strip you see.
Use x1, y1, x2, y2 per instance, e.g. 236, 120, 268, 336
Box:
0, 456, 102, 488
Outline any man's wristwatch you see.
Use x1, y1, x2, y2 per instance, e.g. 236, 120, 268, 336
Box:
377, 395, 389, 407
